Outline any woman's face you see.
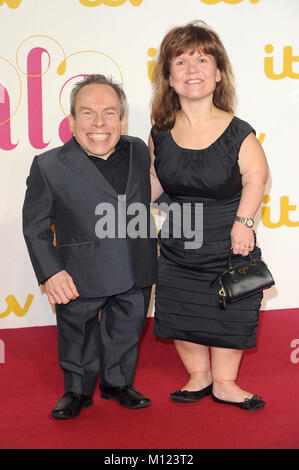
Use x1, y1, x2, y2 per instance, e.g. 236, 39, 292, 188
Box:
168, 49, 221, 104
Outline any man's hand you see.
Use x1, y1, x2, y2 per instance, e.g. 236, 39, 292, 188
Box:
44, 270, 79, 305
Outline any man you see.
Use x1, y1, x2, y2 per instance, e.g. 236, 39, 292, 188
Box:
23, 74, 157, 419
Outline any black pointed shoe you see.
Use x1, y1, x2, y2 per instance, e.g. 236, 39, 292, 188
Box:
170, 383, 213, 403
100, 384, 151, 409
211, 393, 265, 411
51, 391, 93, 419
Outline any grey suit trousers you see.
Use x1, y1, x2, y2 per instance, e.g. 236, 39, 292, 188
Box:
55, 284, 152, 395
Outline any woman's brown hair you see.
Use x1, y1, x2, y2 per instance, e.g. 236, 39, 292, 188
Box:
151, 21, 235, 130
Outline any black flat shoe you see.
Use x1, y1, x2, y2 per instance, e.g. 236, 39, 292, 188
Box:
51, 391, 93, 419
170, 383, 213, 403
211, 393, 265, 411
100, 384, 151, 409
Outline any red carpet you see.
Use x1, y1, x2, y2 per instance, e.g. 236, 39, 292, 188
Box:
0, 309, 299, 450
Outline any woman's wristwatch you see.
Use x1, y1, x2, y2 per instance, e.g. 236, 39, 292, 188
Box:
235, 216, 254, 227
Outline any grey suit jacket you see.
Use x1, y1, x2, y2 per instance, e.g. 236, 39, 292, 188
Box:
22, 136, 158, 297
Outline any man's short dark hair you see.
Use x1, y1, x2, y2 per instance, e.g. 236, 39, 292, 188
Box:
70, 74, 127, 119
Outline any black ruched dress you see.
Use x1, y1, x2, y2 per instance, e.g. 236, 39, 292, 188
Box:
152, 116, 263, 349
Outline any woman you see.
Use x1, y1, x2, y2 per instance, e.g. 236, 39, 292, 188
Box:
149, 21, 269, 411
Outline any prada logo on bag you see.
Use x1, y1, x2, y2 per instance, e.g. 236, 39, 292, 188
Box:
239, 267, 249, 275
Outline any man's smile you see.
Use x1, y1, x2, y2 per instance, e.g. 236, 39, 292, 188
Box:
87, 133, 110, 141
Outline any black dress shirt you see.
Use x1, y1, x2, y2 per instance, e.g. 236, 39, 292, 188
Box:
77, 139, 129, 195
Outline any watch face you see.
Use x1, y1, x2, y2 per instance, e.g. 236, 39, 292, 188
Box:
247, 219, 254, 227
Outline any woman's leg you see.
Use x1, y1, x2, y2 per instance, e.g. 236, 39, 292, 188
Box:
211, 347, 253, 402
174, 340, 212, 391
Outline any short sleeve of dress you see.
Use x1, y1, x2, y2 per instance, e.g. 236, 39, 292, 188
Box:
232, 117, 256, 156
150, 126, 167, 159
150, 125, 163, 143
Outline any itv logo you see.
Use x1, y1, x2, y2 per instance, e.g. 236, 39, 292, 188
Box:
265, 45, 299, 80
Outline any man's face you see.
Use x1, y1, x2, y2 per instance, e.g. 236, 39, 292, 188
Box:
69, 83, 126, 159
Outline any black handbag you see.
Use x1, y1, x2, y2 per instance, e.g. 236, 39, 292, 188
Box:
211, 251, 275, 309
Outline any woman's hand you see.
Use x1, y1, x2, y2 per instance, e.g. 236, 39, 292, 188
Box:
230, 221, 254, 256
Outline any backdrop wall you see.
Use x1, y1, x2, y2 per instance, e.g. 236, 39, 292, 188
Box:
1, 0, 298, 329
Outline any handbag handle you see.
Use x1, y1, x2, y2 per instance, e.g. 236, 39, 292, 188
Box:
210, 250, 257, 288
228, 249, 256, 270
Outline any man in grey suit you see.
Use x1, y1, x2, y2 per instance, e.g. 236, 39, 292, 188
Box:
22, 74, 157, 419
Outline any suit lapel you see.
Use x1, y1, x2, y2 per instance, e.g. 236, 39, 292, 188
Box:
122, 136, 147, 197
58, 137, 119, 198
121, 136, 133, 195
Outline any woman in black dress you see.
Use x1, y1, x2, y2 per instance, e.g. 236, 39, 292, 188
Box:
149, 21, 269, 411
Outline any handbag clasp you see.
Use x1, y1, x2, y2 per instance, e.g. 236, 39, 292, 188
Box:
219, 288, 226, 297
218, 287, 227, 309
